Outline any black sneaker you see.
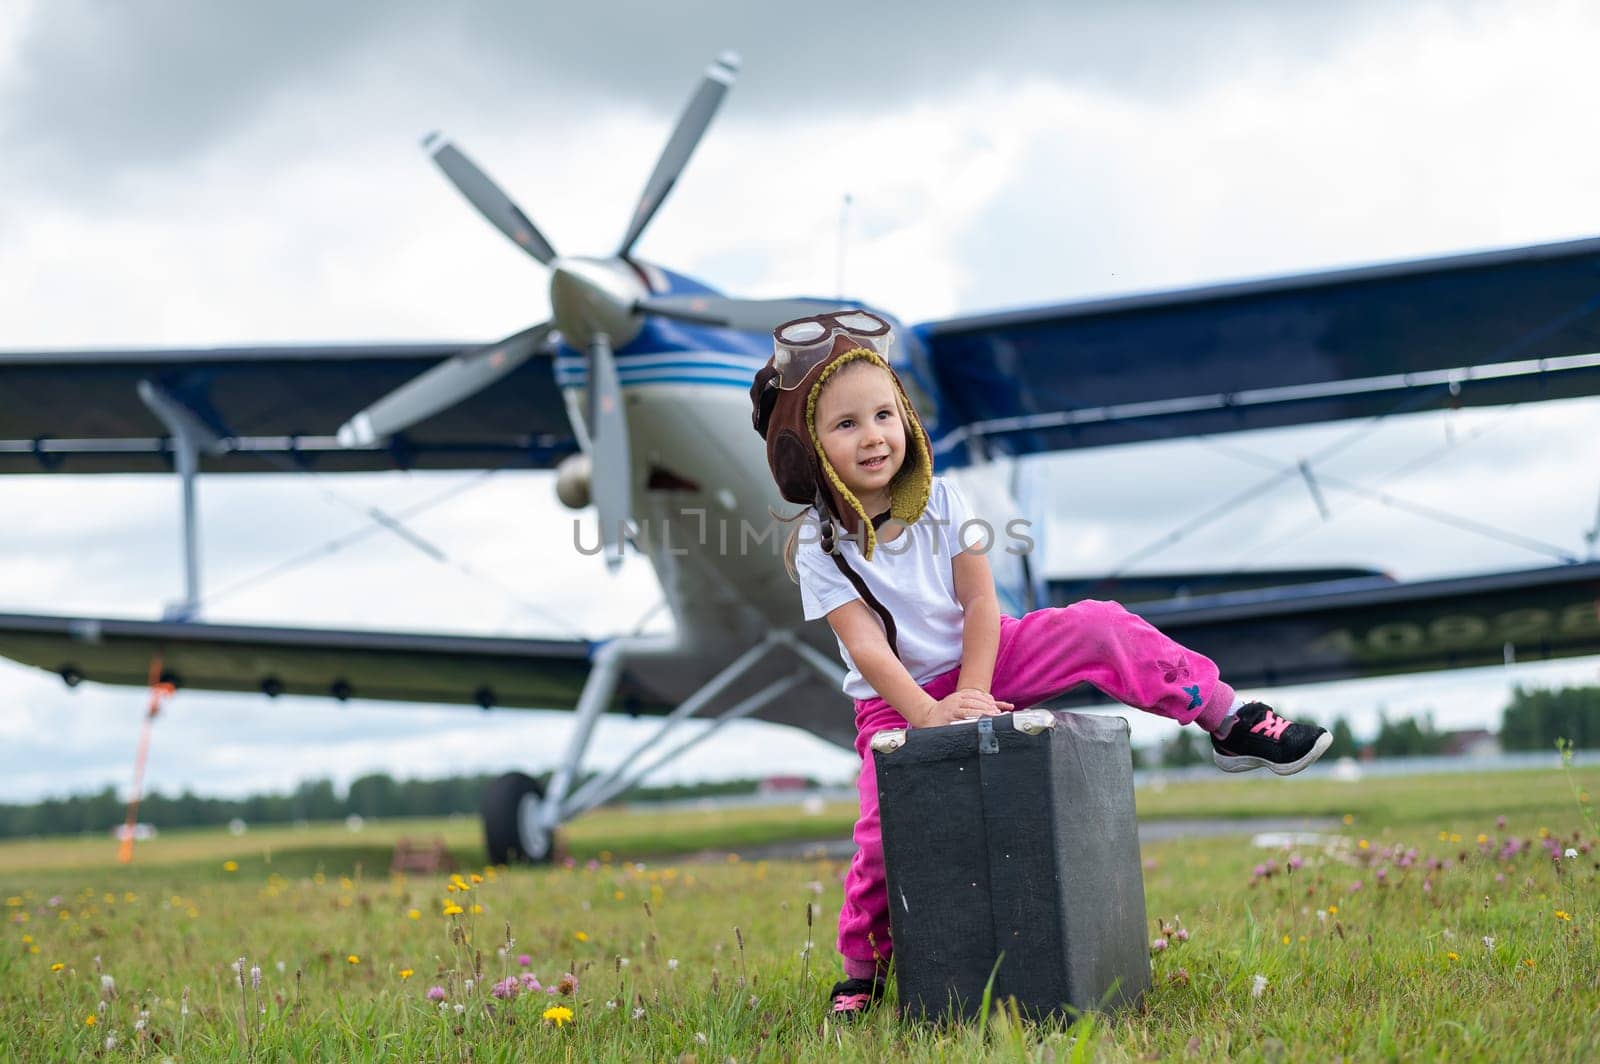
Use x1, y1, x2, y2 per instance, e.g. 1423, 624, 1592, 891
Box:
826, 977, 885, 1021
1210, 703, 1331, 776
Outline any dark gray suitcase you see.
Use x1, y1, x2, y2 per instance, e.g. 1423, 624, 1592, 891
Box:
871, 710, 1150, 1021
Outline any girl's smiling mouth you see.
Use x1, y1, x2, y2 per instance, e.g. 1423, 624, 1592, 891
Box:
860, 455, 889, 470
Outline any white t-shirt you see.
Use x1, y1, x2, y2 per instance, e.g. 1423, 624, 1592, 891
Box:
795, 476, 979, 700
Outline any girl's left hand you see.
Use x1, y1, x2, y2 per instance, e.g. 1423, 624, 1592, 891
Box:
953, 687, 1013, 720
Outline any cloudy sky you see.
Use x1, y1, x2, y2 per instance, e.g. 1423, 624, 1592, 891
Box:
2, 0, 1598, 804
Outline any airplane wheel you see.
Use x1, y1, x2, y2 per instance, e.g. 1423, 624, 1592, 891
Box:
481, 771, 552, 865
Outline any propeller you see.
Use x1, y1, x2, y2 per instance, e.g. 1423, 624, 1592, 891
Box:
616, 52, 740, 258
636, 294, 844, 333
336, 322, 552, 448
340, 52, 799, 575
585, 332, 632, 571
423, 132, 559, 265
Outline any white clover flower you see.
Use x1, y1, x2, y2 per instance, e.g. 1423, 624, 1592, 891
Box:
463, 979, 474, 993
667, 958, 679, 971
104, 1035, 116, 1051
101, 974, 116, 995
633, 1007, 646, 1020
605, 999, 618, 1010
1483, 936, 1496, 950
1251, 974, 1268, 999
276, 961, 286, 974
695, 1032, 708, 1046
619, 957, 630, 967
454, 1004, 465, 1015
1565, 848, 1578, 860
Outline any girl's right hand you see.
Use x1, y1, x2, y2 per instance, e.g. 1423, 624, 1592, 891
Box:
914, 688, 1014, 728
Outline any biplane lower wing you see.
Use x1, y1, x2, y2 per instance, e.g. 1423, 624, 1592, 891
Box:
3, 563, 1596, 721
0, 613, 679, 715
1045, 561, 1600, 700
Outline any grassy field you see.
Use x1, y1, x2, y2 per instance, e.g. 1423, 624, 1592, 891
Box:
2, 766, 1596, 1061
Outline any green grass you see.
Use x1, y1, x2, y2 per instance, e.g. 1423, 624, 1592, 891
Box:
2, 768, 1597, 1061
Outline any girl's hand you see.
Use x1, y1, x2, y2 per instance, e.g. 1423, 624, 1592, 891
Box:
914, 687, 1015, 728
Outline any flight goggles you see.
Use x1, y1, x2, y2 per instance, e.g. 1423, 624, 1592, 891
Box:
770, 310, 894, 389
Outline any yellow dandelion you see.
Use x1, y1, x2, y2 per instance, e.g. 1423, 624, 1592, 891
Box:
1449, 833, 1461, 843
1524, 958, 1536, 969
469, 904, 484, 914
347, 954, 360, 965
613, 890, 625, 901
469, 874, 483, 884
1281, 935, 1290, 945
28, 945, 38, 955
84, 1015, 96, 1027
20, 935, 30, 944
399, 969, 414, 980
51, 962, 64, 972
575, 931, 589, 942
1555, 910, 1572, 922
446, 883, 458, 894
1446, 952, 1459, 961
1476, 834, 1488, 845
1327, 906, 1338, 915
1437, 831, 1449, 842
1538, 827, 1551, 839
542, 1004, 574, 1027
1341, 814, 1354, 825
124, 892, 136, 903
407, 909, 421, 920
442, 903, 464, 917
222, 861, 238, 873
313, 873, 326, 886
1358, 839, 1369, 850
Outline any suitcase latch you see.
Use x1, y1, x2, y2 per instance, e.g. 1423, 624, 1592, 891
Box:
977, 717, 998, 754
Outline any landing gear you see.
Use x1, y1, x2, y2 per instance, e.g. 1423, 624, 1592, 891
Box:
479, 630, 847, 864
481, 771, 551, 865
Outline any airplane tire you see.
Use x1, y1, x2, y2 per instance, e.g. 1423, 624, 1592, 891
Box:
481, 771, 551, 865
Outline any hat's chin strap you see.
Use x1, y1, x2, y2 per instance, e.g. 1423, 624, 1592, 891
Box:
817, 497, 901, 660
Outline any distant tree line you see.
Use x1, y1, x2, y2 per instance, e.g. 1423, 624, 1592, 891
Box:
0, 772, 815, 841
1501, 685, 1600, 751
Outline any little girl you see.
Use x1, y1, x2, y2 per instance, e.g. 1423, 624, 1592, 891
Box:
749, 310, 1331, 1020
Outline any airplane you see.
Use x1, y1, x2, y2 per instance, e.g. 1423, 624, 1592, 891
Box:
3, 52, 1599, 863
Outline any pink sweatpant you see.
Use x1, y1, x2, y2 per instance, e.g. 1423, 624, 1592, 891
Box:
836, 601, 1236, 979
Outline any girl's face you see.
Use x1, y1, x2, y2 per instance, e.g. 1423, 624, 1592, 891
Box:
812, 361, 907, 510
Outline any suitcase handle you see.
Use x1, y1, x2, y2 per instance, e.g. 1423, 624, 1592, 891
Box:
869, 709, 1058, 754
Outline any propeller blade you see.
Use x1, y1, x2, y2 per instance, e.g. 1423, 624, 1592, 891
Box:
586, 332, 632, 572
636, 294, 845, 333
424, 132, 558, 265
615, 52, 740, 258
336, 322, 552, 447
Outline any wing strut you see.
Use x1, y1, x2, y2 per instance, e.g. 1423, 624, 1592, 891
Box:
137, 382, 226, 621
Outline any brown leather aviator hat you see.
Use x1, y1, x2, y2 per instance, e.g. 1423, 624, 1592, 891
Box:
750, 310, 933, 560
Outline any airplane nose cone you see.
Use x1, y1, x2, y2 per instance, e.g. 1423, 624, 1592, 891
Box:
548, 258, 645, 350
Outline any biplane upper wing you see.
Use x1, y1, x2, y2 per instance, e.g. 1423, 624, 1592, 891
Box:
914, 235, 1600, 464
0, 342, 579, 474
0, 612, 681, 714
